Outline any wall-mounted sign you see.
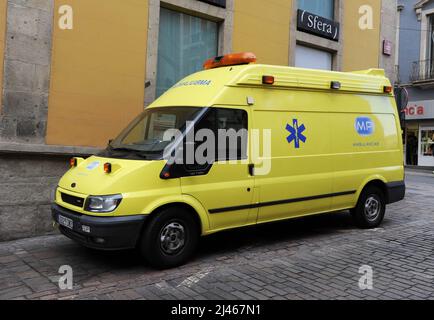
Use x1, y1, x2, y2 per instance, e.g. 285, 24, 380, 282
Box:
383, 40, 393, 56
297, 10, 339, 42
405, 100, 434, 120
197, 0, 226, 8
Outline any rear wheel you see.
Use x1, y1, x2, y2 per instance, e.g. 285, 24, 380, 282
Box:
139, 207, 199, 269
351, 186, 386, 229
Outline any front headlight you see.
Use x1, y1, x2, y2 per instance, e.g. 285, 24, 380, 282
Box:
84, 194, 122, 213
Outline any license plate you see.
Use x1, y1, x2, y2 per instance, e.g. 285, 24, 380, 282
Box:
58, 215, 73, 230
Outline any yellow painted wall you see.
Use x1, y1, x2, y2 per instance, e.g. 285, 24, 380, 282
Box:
232, 0, 292, 66
342, 0, 381, 71
46, 0, 149, 147
0, 0, 7, 113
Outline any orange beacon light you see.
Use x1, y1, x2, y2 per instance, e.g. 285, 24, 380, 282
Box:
203, 52, 257, 70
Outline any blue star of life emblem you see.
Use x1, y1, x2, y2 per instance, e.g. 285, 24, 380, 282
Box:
286, 119, 307, 149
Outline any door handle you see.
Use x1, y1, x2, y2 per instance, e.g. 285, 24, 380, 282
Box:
248, 164, 255, 176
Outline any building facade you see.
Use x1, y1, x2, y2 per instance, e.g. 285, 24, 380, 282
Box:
397, 0, 434, 167
0, 0, 397, 241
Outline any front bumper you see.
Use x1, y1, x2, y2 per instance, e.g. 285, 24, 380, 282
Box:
51, 204, 147, 250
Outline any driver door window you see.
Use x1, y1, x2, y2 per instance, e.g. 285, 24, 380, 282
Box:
185, 108, 248, 172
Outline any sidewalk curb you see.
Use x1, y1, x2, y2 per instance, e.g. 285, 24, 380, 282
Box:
405, 170, 434, 178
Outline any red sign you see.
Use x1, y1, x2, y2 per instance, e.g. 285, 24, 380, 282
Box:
403, 105, 425, 116
405, 100, 434, 119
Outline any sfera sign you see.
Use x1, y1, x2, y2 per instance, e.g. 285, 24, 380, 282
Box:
297, 10, 339, 41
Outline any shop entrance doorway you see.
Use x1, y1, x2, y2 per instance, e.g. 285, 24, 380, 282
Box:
405, 126, 419, 166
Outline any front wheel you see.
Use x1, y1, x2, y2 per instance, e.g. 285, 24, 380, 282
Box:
351, 186, 386, 229
139, 207, 199, 269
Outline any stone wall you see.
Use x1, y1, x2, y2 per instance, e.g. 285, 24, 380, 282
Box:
0, 152, 68, 241
380, 0, 398, 82
0, 0, 54, 143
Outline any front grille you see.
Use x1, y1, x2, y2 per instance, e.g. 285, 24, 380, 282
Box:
61, 193, 85, 208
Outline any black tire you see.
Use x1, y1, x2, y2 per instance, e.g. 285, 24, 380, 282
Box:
139, 207, 199, 269
351, 186, 386, 229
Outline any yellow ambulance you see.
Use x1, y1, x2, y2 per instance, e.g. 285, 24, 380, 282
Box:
52, 53, 405, 269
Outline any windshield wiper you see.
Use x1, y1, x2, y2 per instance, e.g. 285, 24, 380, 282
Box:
110, 147, 139, 152
107, 146, 149, 159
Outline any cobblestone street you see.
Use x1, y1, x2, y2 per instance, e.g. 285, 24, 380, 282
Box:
1, 171, 434, 300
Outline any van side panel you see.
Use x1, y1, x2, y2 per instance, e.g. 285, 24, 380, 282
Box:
330, 111, 403, 210
250, 90, 403, 224
254, 109, 333, 223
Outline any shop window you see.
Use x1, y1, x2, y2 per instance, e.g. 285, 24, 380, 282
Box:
420, 128, 434, 156
295, 45, 333, 70
298, 0, 334, 20
156, 8, 219, 97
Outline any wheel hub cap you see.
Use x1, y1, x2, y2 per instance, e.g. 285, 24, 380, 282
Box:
364, 196, 381, 221
160, 222, 185, 255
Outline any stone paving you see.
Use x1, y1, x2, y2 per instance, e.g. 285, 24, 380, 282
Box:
1, 173, 434, 300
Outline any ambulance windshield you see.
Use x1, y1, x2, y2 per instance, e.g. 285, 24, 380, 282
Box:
102, 107, 203, 160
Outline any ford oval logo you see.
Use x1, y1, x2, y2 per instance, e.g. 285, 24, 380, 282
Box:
355, 117, 375, 136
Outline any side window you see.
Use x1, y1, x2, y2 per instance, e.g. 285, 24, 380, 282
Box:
189, 108, 248, 162
215, 108, 248, 161
181, 108, 248, 175
184, 109, 215, 172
